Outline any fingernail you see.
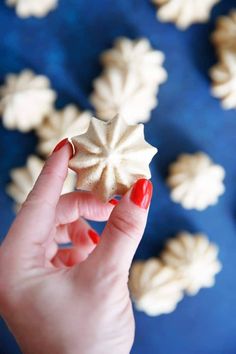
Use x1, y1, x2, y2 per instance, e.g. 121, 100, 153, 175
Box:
88, 229, 100, 245
53, 138, 68, 153
130, 179, 153, 209
109, 198, 119, 206
65, 253, 74, 267
52, 138, 74, 159
57, 249, 74, 267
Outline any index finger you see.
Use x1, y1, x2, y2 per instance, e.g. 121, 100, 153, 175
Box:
7, 139, 73, 249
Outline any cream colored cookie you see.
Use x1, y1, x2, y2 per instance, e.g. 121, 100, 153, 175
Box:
101, 37, 167, 86
152, 0, 220, 30
0, 70, 56, 132
161, 232, 222, 295
36, 105, 91, 156
129, 258, 184, 316
6, 0, 58, 18
91, 36, 167, 124
211, 10, 236, 55
210, 51, 236, 110
69, 115, 157, 202
167, 152, 225, 210
90, 67, 157, 124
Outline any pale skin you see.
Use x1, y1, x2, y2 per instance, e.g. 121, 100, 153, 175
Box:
0, 141, 152, 354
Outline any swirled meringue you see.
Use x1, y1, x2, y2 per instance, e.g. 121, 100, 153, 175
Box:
91, 36, 167, 124
211, 11, 236, 55
6, 0, 58, 18
7, 155, 76, 212
69, 115, 157, 203
0, 70, 56, 132
161, 232, 222, 295
210, 51, 236, 110
36, 105, 91, 156
90, 67, 157, 124
129, 258, 184, 316
101, 37, 167, 86
152, 0, 220, 30
167, 152, 225, 210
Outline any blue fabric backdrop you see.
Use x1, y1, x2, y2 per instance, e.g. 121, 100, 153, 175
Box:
0, 0, 236, 353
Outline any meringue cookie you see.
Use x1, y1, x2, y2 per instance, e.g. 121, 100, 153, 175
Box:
210, 51, 236, 110
211, 11, 236, 55
152, 0, 220, 30
69, 115, 157, 203
6, 0, 58, 18
0, 70, 56, 132
161, 232, 222, 295
7, 155, 76, 212
167, 152, 225, 210
129, 258, 184, 316
36, 105, 91, 156
101, 37, 167, 86
90, 67, 157, 124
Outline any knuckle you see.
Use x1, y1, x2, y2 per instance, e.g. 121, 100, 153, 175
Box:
108, 210, 143, 241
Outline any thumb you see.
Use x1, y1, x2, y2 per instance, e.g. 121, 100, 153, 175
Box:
93, 179, 153, 273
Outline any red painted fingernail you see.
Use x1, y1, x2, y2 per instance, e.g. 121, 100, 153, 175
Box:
65, 253, 75, 267
53, 138, 68, 153
56, 249, 74, 267
52, 138, 74, 159
109, 198, 119, 206
88, 229, 100, 245
130, 179, 153, 209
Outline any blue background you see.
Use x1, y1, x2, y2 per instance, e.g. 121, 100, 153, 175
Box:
0, 0, 236, 353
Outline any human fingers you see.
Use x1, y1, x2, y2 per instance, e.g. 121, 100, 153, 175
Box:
2, 139, 73, 267
51, 218, 100, 268
54, 218, 100, 247
91, 179, 153, 274
55, 192, 117, 225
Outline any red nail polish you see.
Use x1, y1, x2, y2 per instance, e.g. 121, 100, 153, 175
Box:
53, 138, 68, 153
52, 138, 74, 159
130, 179, 153, 209
57, 249, 74, 267
109, 198, 119, 206
88, 229, 100, 245
65, 252, 74, 267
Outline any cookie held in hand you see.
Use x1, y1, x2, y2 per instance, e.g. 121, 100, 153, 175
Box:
69, 115, 157, 202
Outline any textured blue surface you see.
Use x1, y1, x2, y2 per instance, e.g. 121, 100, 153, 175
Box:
0, 1, 236, 353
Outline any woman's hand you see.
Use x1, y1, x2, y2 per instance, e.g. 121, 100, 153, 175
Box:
0, 139, 153, 354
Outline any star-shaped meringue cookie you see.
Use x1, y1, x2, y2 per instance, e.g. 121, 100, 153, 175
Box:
167, 152, 225, 210
6, 0, 58, 18
0, 70, 56, 132
69, 115, 157, 202
152, 0, 220, 30
161, 232, 222, 296
129, 259, 184, 316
